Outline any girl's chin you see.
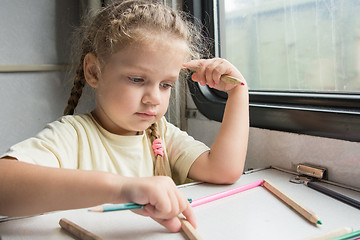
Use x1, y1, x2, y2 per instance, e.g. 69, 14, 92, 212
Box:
127, 120, 158, 135
134, 123, 155, 133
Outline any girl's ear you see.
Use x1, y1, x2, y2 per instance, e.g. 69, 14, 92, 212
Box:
84, 53, 100, 88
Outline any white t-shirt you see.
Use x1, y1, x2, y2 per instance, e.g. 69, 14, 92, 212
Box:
2, 114, 209, 184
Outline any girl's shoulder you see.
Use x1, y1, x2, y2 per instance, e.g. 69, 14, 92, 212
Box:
59, 113, 93, 126
45, 113, 97, 136
157, 117, 177, 134
157, 117, 190, 140
60, 113, 92, 121
54, 113, 95, 126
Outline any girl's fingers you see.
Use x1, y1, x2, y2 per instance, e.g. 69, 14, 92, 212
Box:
143, 187, 184, 219
151, 216, 182, 233
179, 200, 196, 227
184, 59, 231, 88
188, 71, 208, 86
166, 190, 181, 217
149, 200, 195, 233
184, 58, 247, 92
131, 208, 150, 217
207, 59, 224, 86
182, 60, 203, 72
125, 176, 196, 232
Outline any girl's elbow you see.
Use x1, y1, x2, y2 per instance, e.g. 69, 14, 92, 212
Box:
213, 168, 243, 184
224, 171, 243, 184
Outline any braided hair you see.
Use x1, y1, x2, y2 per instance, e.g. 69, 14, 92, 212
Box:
147, 123, 168, 176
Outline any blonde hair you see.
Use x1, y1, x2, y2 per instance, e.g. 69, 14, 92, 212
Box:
63, 0, 207, 176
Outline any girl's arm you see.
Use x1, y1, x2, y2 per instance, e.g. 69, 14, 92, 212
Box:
0, 158, 195, 232
183, 58, 249, 184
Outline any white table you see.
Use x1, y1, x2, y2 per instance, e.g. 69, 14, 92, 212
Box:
1, 168, 360, 239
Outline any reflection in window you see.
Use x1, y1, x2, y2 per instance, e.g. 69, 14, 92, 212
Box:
219, 0, 360, 92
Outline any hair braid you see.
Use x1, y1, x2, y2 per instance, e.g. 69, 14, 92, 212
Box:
63, 59, 86, 115
147, 123, 168, 176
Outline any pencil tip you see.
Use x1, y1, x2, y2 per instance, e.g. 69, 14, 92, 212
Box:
88, 206, 103, 212
317, 220, 322, 225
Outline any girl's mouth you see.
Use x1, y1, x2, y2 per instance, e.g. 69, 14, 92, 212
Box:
136, 112, 156, 119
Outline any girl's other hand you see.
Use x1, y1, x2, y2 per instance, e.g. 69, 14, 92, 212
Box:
118, 176, 196, 232
183, 58, 247, 93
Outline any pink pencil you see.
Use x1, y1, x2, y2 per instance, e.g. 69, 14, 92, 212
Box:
191, 179, 264, 207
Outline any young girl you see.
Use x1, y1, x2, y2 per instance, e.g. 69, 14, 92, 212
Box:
0, 0, 249, 233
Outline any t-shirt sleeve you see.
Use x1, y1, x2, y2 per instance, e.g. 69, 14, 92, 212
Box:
1, 117, 78, 168
162, 119, 210, 184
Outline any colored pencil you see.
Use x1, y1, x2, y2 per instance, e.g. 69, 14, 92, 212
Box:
90, 198, 193, 212
89, 203, 144, 212
178, 214, 203, 240
220, 75, 245, 85
305, 181, 360, 210
262, 179, 322, 225
330, 229, 360, 240
302, 227, 353, 240
190, 179, 264, 207
184, 66, 245, 85
59, 218, 102, 240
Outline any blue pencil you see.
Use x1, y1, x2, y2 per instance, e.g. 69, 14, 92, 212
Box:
90, 202, 144, 212
89, 198, 192, 212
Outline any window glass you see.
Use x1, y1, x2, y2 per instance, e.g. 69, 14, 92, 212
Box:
219, 0, 360, 92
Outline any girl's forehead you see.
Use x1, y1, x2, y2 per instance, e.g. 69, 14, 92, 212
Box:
110, 37, 188, 64
139, 36, 187, 53
105, 38, 188, 76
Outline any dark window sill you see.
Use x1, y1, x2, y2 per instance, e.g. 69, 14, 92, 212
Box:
188, 80, 360, 142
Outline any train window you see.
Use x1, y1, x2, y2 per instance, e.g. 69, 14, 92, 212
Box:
220, 0, 360, 92
183, 0, 360, 142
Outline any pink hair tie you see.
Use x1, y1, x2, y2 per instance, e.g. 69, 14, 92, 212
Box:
152, 138, 164, 157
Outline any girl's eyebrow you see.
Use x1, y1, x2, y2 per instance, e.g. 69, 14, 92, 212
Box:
110, 63, 181, 80
108, 60, 153, 73
107, 57, 182, 80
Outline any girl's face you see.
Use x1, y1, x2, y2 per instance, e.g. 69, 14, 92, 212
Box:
89, 38, 188, 135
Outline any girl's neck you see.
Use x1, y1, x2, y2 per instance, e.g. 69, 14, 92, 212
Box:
90, 110, 141, 136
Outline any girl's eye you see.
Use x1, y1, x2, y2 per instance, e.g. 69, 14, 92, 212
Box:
160, 82, 174, 89
128, 77, 144, 83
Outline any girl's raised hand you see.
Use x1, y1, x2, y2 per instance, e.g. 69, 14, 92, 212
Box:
183, 58, 247, 93
117, 176, 196, 232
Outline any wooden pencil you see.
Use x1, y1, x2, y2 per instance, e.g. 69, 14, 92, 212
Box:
184, 66, 245, 85
59, 218, 102, 240
178, 214, 203, 240
262, 179, 322, 225
220, 75, 244, 85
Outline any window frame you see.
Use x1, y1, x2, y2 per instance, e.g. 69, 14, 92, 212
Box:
183, 0, 360, 142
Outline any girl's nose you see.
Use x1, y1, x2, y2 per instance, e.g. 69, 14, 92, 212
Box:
142, 86, 161, 105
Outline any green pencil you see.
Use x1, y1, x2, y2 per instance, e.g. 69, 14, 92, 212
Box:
330, 229, 360, 240
89, 198, 192, 212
